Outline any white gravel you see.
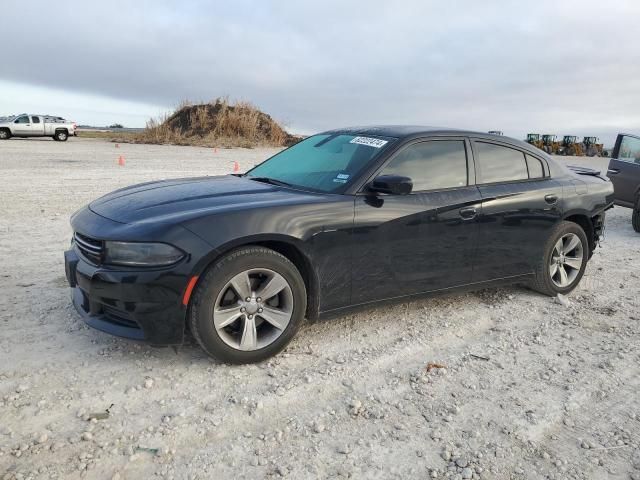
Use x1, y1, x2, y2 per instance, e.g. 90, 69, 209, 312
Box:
0, 137, 639, 479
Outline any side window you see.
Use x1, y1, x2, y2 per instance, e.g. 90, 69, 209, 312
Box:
31, 116, 40, 124
381, 140, 468, 191
618, 135, 640, 163
525, 154, 545, 178
476, 142, 528, 183
14, 116, 30, 124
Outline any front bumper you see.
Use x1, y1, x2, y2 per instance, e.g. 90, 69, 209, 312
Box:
64, 248, 188, 345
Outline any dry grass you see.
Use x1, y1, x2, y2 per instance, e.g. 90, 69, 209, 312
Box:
120, 98, 297, 148
76, 130, 137, 141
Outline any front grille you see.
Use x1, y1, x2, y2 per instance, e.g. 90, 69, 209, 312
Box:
74, 232, 104, 265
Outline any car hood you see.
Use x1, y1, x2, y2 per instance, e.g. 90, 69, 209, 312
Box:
89, 175, 325, 224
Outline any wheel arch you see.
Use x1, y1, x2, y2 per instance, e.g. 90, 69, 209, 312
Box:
189, 234, 320, 320
561, 211, 597, 254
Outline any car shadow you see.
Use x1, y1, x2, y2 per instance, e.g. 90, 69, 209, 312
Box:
67, 284, 541, 366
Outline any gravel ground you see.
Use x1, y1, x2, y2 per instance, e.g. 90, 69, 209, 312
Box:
0, 137, 639, 480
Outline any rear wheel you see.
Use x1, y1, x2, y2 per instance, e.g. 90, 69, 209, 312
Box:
0, 129, 10, 140
54, 130, 68, 141
531, 221, 589, 296
189, 246, 306, 364
632, 195, 640, 233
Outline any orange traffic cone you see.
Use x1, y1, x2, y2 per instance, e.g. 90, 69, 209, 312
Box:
118, 155, 125, 166
233, 161, 239, 173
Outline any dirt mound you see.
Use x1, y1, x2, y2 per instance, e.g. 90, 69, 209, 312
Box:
133, 98, 298, 148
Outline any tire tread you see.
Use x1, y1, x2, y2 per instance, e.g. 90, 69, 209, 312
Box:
632, 196, 640, 233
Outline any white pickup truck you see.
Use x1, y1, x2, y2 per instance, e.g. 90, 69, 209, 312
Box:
0, 114, 77, 141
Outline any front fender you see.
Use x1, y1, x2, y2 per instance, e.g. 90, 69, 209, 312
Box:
180, 199, 355, 313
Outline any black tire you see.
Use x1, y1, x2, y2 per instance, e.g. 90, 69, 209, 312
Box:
54, 130, 68, 142
530, 221, 589, 296
0, 129, 10, 140
189, 246, 307, 364
632, 195, 640, 233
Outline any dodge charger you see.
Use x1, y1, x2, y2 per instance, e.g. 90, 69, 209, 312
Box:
64, 127, 614, 363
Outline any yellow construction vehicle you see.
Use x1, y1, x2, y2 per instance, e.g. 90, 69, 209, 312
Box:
541, 134, 559, 154
582, 137, 604, 157
559, 135, 583, 156
526, 133, 544, 150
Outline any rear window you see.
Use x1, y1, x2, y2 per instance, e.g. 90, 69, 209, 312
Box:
475, 142, 528, 183
32, 116, 40, 124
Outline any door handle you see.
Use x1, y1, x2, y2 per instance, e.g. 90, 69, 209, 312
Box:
607, 168, 620, 174
544, 194, 558, 205
459, 207, 477, 219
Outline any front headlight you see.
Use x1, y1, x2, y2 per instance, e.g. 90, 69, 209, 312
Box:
104, 241, 185, 266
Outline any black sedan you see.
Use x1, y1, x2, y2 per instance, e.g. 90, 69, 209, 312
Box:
65, 127, 614, 363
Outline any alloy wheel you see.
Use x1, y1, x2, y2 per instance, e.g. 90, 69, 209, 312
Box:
213, 268, 293, 351
549, 233, 584, 288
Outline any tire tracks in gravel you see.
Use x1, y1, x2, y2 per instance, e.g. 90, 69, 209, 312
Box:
166, 299, 501, 465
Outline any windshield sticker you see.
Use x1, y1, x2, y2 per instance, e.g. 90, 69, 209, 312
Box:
332, 173, 350, 184
350, 136, 388, 148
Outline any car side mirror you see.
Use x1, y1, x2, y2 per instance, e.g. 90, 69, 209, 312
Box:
368, 175, 413, 195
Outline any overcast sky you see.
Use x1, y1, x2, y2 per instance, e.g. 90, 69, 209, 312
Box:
1, 0, 639, 145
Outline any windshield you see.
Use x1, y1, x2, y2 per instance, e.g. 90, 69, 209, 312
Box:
245, 133, 396, 193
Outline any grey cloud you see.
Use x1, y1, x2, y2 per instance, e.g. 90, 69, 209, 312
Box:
2, 0, 639, 144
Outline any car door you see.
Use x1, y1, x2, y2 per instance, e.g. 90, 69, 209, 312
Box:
607, 133, 640, 207
12, 115, 31, 135
471, 140, 562, 280
351, 138, 482, 304
29, 116, 43, 136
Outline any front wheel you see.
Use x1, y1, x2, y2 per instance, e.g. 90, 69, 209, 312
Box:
531, 221, 589, 296
632, 196, 640, 233
189, 246, 307, 364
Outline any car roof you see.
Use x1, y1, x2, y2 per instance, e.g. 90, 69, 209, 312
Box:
321, 125, 459, 138
320, 125, 542, 154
